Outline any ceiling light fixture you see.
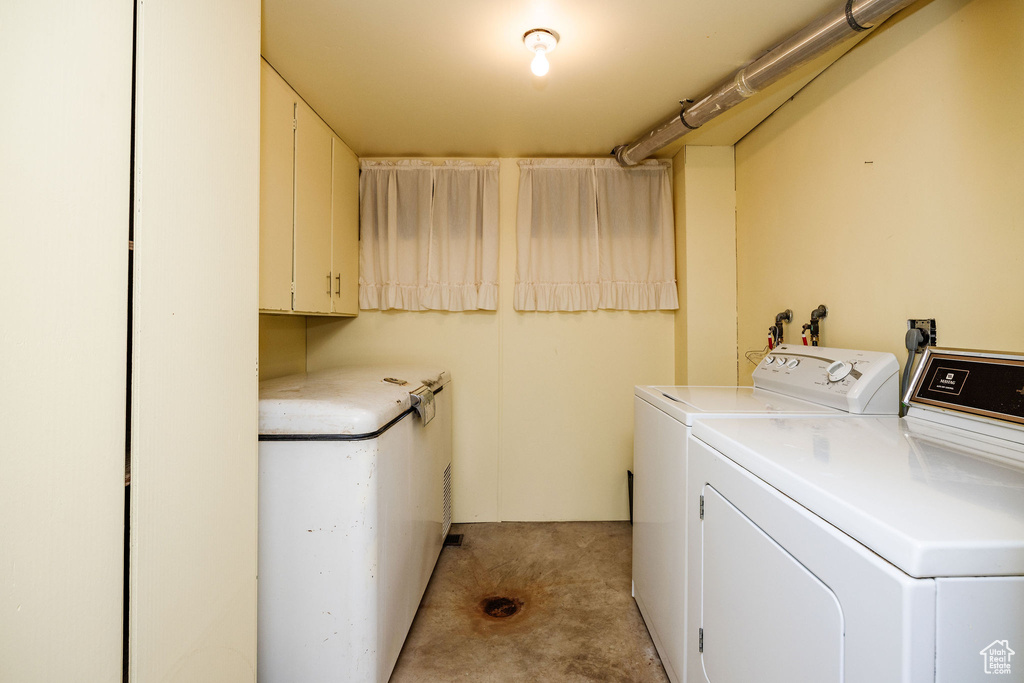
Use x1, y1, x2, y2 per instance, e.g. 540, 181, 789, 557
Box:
523, 28, 558, 77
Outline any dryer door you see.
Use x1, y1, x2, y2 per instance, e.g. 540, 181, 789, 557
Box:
701, 485, 843, 682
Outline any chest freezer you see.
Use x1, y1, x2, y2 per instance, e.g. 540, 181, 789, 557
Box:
257, 365, 452, 683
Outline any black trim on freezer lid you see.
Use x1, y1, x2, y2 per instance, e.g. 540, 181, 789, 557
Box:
258, 384, 445, 441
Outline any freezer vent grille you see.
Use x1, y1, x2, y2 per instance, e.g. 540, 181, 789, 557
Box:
442, 463, 452, 540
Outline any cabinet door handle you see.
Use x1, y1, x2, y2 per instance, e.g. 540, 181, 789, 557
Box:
326, 273, 332, 295
335, 274, 341, 297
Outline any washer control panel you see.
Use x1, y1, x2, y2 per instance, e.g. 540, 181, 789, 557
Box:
754, 344, 900, 414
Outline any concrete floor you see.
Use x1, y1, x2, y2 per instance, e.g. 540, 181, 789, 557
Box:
390, 521, 671, 683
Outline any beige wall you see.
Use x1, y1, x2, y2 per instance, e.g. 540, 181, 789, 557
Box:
305, 158, 676, 522
735, 0, 1024, 384
673, 147, 738, 385
259, 314, 307, 380
1, 4, 132, 679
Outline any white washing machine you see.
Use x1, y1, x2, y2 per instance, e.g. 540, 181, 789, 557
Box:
633, 345, 901, 682
686, 347, 1024, 682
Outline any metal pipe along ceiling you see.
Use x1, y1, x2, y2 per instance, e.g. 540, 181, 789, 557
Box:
613, 0, 921, 166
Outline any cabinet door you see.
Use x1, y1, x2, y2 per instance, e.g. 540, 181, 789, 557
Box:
259, 60, 296, 312
293, 103, 333, 314
131, 0, 259, 679
4, 4, 132, 680
331, 136, 359, 316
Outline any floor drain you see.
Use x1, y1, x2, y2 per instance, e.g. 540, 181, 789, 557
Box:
482, 596, 522, 618
443, 533, 463, 547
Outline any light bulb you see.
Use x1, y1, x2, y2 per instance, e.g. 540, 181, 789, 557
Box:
523, 28, 557, 77
531, 48, 549, 77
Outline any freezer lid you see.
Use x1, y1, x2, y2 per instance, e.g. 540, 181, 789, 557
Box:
259, 366, 450, 436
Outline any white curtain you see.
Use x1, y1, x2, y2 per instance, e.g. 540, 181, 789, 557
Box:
359, 160, 499, 311
515, 158, 678, 311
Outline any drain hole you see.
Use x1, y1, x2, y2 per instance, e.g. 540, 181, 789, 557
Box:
482, 596, 522, 618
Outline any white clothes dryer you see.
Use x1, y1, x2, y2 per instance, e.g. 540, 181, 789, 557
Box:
633, 345, 900, 682
686, 348, 1024, 683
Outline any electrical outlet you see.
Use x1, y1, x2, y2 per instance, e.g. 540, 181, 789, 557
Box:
907, 319, 937, 347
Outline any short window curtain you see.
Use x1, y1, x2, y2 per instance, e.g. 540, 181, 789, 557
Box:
515, 158, 678, 312
359, 160, 499, 311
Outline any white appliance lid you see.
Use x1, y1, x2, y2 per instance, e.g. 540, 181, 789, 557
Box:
259, 366, 450, 436
693, 415, 1024, 578
635, 386, 841, 426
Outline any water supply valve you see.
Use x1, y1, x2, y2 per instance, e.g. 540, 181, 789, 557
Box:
803, 305, 828, 346
768, 309, 794, 350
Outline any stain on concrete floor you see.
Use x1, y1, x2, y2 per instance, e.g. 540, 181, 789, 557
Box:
389, 521, 670, 683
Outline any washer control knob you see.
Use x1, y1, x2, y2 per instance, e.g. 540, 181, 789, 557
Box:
786, 358, 800, 369
764, 356, 775, 365
827, 360, 852, 382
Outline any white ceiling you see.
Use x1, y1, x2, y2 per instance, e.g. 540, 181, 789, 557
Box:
261, 0, 863, 159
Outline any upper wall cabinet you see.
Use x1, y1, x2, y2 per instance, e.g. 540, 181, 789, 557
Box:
260, 59, 359, 316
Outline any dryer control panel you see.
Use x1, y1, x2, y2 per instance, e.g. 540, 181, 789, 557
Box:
753, 344, 900, 415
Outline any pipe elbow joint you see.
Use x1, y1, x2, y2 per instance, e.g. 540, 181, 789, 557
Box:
614, 144, 636, 167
